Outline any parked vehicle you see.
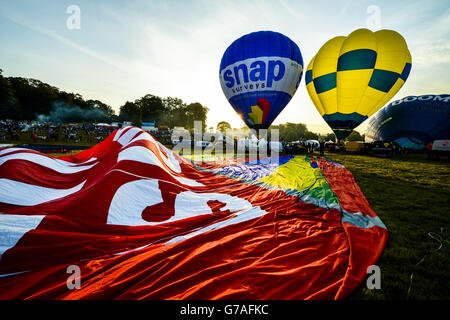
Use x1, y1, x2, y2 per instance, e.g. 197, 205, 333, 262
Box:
345, 141, 365, 153
428, 139, 450, 160
371, 141, 395, 157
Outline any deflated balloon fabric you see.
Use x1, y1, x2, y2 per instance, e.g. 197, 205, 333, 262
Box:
0, 127, 387, 299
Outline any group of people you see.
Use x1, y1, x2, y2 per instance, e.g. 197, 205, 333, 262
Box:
283, 140, 334, 155
0, 120, 118, 145
0, 120, 21, 142
0, 120, 179, 147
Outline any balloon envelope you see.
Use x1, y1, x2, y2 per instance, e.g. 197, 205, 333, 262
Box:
219, 31, 303, 129
365, 95, 450, 149
306, 28, 412, 139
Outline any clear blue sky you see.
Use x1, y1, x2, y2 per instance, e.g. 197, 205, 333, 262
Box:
1, 0, 449, 133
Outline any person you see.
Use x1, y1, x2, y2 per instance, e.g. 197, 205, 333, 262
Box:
320, 140, 325, 156
426, 142, 433, 159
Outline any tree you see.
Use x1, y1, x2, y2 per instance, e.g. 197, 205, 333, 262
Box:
7, 77, 59, 119
217, 121, 231, 134
270, 122, 315, 142
119, 101, 141, 125
136, 94, 165, 124
0, 74, 119, 122
0, 71, 211, 129
162, 97, 187, 127
0, 71, 20, 119
322, 133, 336, 141
86, 99, 115, 120
186, 102, 208, 131
346, 130, 364, 141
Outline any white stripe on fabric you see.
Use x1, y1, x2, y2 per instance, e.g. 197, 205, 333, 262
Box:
165, 206, 266, 244
0, 179, 85, 206
0, 153, 97, 173
0, 214, 45, 258
117, 146, 196, 185
341, 210, 387, 229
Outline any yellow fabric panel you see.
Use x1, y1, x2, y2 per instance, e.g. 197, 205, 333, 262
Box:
339, 29, 377, 55
318, 88, 338, 115
312, 37, 344, 115
336, 69, 374, 114
306, 82, 325, 115
366, 78, 406, 117
306, 56, 326, 115
357, 87, 388, 116
312, 36, 344, 78
406, 47, 412, 64
258, 156, 326, 191
248, 105, 263, 124
374, 30, 409, 73
306, 56, 314, 73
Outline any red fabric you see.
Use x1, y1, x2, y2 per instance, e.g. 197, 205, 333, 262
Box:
0, 128, 387, 299
257, 98, 271, 124
317, 157, 388, 299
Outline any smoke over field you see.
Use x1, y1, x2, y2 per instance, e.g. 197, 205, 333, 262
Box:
36, 101, 110, 123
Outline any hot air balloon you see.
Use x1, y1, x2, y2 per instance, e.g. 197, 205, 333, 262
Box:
219, 31, 303, 130
306, 28, 412, 140
365, 94, 450, 149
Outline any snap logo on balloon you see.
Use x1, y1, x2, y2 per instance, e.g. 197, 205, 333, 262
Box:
222, 59, 286, 92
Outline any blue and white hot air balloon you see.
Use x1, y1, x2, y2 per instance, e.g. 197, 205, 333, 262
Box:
219, 31, 303, 129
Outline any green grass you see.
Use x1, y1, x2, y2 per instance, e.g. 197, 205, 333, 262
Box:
323, 152, 450, 300
46, 153, 76, 157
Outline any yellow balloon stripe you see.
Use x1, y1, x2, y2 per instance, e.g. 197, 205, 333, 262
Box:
374, 30, 409, 73
337, 69, 374, 114
306, 56, 326, 115
248, 105, 263, 124
339, 29, 377, 55
312, 37, 344, 115
312, 37, 345, 78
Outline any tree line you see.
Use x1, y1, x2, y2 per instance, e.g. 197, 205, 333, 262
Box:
272, 122, 364, 142
216, 121, 364, 142
120, 95, 208, 130
0, 69, 208, 130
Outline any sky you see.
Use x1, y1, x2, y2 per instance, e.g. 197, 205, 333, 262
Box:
0, 0, 449, 134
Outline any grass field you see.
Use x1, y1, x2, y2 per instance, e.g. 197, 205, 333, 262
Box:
49, 149, 450, 300
323, 152, 450, 300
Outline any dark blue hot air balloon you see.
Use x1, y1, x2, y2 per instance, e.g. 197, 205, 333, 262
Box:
219, 31, 303, 129
365, 94, 450, 149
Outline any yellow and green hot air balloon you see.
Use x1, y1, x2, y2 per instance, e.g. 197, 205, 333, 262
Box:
305, 28, 412, 140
